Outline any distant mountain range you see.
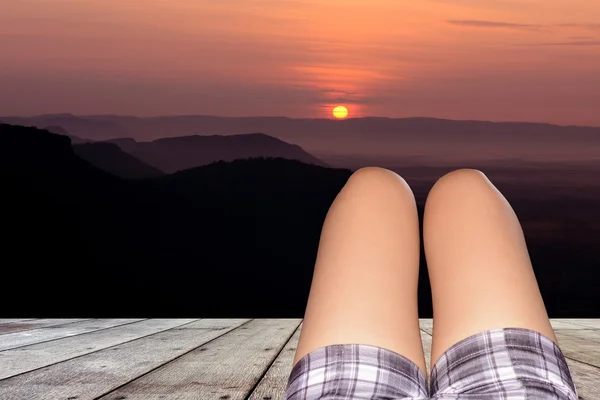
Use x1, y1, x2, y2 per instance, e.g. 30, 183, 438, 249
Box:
105, 133, 327, 173
1, 123, 598, 317
3, 114, 600, 162
0, 123, 351, 316
72, 142, 165, 179
44, 125, 91, 144
13, 124, 327, 178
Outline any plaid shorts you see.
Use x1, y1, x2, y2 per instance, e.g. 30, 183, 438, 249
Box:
285, 327, 578, 399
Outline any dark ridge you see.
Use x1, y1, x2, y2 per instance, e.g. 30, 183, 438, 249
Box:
105, 133, 327, 173
44, 125, 93, 144
72, 142, 165, 179
1, 123, 598, 318
0, 123, 351, 317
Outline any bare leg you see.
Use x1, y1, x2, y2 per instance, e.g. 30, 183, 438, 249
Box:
423, 169, 557, 369
292, 167, 427, 376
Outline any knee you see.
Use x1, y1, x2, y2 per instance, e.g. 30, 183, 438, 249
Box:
346, 166, 411, 193
340, 166, 415, 205
435, 168, 489, 187
427, 168, 493, 204
348, 166, 402, 183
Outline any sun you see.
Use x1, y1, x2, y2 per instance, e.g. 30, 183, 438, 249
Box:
332, 105, 348, 119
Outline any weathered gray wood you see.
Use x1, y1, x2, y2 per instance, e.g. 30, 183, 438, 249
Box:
0, 319, 198, 380
565, 357, 600, 399
421, 329, 433, 379
0, 319, 36, 324
0, 318, 596, 399
99, 319, 301, 400
555, 319, 600, 329
248, 323, 302, 400
419, 318, 433, 335
0, 319, 91, 335
0, 319, 250, 400
0, 318, 145, 351
419, 318, 434, 380
419, 319, 591, 333
555, 331, 600, 368
557, 329, 600, 345
551, 320, 594, 330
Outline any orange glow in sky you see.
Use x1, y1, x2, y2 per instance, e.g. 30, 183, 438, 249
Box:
1, 1, 599, 125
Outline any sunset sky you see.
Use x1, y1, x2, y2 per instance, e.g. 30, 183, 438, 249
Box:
1, 0, 599, 125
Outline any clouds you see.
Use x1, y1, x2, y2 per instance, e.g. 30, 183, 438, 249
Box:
445, 19, 600, 47
520, 40, 600, 46
0, 1, 598, 124
557, 23, 600, 30
447, 20, 541, 30
447, 19, 600, 33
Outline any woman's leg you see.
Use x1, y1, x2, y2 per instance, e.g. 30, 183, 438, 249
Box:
292, 166, 427, 376
423, 168, 557, 369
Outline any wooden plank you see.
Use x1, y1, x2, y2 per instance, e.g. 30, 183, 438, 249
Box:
565, 357, 600, 399
419, 318, 433, 335
0, 319, 250, 400
555, 331, 600, 368
0, 318, 145, 351
558, 329, 600, 345
419, 319, 595, 333
421, 329, 433, 379
420, 318, 433, 380
0, 319, 91, 335
416, 317, 600, 334
0, 319, 37, 324
0, 318, 198, 380
551, 320, 593, 330
555, 319, 600, 329
247, 322, 303, 400
0, 318, 595, 399
99, 318, 301, 400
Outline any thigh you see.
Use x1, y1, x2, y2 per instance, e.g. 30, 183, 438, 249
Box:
423, 169, 559, 369
288, 167, 427, 400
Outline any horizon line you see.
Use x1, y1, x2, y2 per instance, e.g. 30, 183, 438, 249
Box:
1, 113, 598, 129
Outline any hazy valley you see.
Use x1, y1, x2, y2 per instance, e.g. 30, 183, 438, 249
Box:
1, 118, 598, 318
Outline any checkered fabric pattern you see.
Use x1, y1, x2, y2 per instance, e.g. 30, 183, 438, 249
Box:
285, 327, 578, 399
430, 327, 578, 399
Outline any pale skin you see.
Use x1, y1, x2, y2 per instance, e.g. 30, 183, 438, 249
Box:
292, 167, 558, 380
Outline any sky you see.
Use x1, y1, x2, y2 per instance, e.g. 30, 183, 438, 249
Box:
1, 0, 599, 125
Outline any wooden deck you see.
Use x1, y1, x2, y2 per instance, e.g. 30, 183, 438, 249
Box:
0, 319, 598, 399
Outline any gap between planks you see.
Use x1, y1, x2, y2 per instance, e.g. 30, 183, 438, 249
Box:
0, 319, 200, 380
99, 319, 302, 400
0, 319, 252, 400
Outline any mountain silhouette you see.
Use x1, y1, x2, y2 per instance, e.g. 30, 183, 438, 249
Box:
2, 114, 130, 139
4, 114, 600, 163
0, 123, 350, 316
0, 124, 110, 181
43, 125, 91, 144
1, 123, 598, 317
105, 133, 327, 173
72, 142, 164, 179
0, 123, 136, 311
